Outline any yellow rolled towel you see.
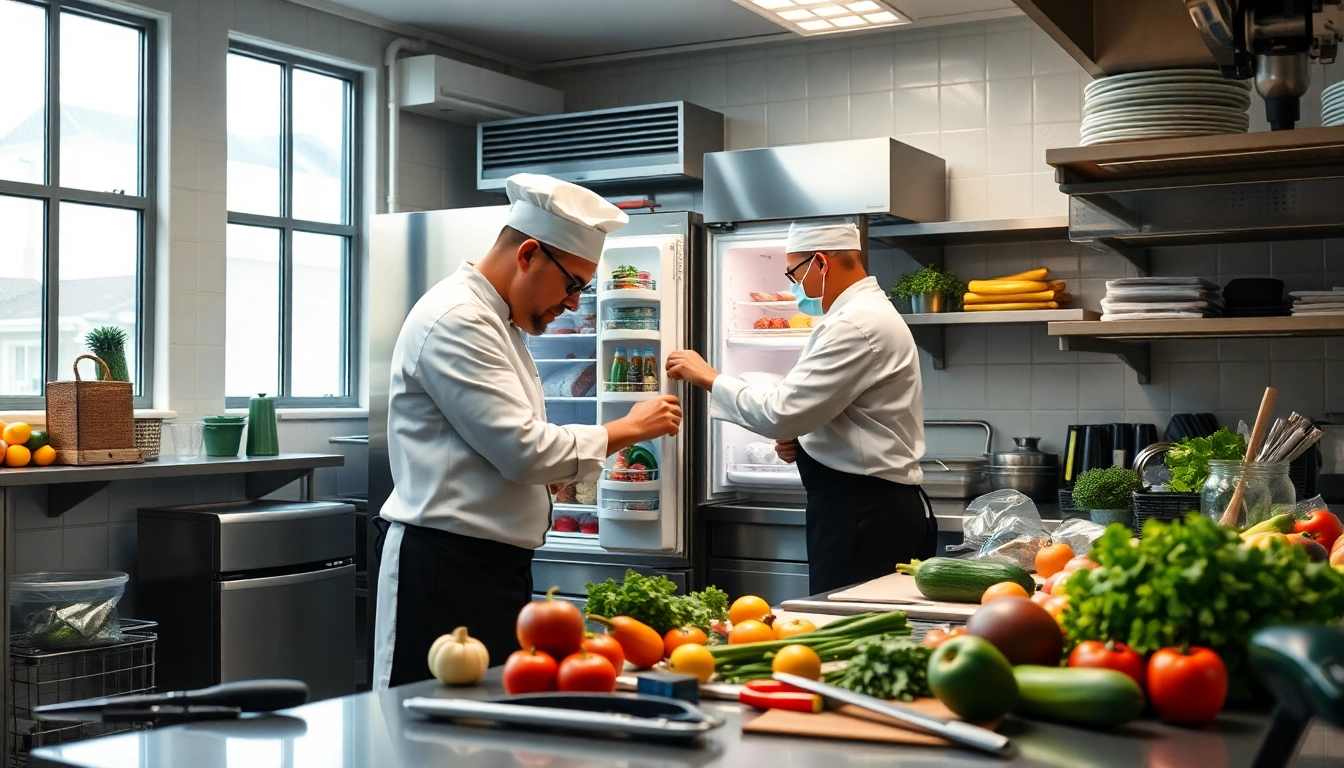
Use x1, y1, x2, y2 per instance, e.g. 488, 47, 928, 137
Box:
964, 289, 1059, 304
962, 301, 1059, 311
1049, 280, 1066, 292
993, 268, 1049, 282
966, 279, 1051, 295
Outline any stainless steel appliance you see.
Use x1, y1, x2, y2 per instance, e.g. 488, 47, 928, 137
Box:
369, 210, 704, 605
137, 500, 356, 701
989, 437, 1061, 501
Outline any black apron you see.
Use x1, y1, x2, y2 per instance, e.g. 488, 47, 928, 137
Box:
794, 442, 938, 595
382, 523, 534, 687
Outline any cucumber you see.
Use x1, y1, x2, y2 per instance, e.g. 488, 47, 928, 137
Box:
1012, 665, 1144, 728
897, 558, 1035, 603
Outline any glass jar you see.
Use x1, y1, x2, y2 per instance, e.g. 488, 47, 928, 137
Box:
1200, 460, 1296, 528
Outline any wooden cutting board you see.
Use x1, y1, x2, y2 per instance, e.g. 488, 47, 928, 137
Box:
743, 697, 1000, 747
826, 573, 979, 619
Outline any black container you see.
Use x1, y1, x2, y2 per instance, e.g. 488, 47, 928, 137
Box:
1111, 423, 1135, 469
1080, 424, 1114, 473
1132, 491, 1202, 536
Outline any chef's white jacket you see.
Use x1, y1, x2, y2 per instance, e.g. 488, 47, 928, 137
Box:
381, 263, 608, 549
711, 276, 925, 485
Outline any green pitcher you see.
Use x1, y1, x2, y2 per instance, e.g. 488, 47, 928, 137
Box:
246, 393, 279, 456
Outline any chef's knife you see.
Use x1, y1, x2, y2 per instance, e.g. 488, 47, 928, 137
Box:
35, 680, 310, 723
772, 673, 1011, 757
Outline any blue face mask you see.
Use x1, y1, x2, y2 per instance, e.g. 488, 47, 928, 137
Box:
789, 256, 825, 316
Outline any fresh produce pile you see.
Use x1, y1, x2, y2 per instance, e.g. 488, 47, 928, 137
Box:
826, 634, 931, 701
1061, 513, 1344, 700
0, 421, 56, 468
708, 611, 913, 683
1163, 427, 1246, 493
962, 267, 1070, 311
584, 570, 728, 635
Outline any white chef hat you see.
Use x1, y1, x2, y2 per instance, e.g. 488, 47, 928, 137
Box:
785, 219, 862, 254
505, 173, 629, 263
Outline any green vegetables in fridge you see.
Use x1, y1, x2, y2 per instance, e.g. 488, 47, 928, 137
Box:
1164, 427, 1246, 493
584, 570, 728, 635
1070, 466, 1141, 511
1061, 513, 1344, 700
826, 634, 931, 702
709, 611, 912, 683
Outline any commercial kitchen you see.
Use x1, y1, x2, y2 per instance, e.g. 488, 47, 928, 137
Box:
2, 0, 1344, 765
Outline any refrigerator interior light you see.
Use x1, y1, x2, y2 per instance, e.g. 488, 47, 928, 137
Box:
734, 0, 910, 34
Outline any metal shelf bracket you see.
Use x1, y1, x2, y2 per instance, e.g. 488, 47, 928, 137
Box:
910, 326, 946, 370
1083, 238, 1150, 274
1057, 336, 1152, 384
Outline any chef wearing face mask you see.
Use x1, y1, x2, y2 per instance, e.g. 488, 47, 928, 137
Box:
374, 173, 683, 689
666, 219, 933, 595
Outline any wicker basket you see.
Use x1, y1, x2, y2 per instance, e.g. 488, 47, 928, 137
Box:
133, 418, 162, 461
45, 355, 142, 466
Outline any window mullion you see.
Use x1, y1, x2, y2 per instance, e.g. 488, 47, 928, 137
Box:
280, 62, 296, 398
43, 3, 61, 390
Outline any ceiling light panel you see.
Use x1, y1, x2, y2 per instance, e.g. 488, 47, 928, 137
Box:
732, 0, 911, 36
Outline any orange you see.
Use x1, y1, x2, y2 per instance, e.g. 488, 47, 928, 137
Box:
729, 595, 771, 625
774, 617, 817, 640
981, 581, 1031, 604
663, 626, 708, 658
1035, 542, 1076, 578
2, 422, 31, 447
667, 643, 715, 683
32, 445, 56, 467
5, 444, 31, 468
728, 619, 775, 645
770, 644, 822, 680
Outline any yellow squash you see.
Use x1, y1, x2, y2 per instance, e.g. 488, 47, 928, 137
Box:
963, 301, 1059, 311
993, 267, 1049, 281
966, 279, 1051, 295
964, 289, 1061, 304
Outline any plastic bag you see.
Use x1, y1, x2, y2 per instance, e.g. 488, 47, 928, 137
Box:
541, 363, 596, 398
1295, 495, 1330, 514
1049, 518, 1107, 557
960, 490, 1047, 550
20, 600, 124, 650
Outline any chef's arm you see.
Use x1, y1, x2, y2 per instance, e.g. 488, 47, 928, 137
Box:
417, 313, 607, 485
710, 319, 875, 440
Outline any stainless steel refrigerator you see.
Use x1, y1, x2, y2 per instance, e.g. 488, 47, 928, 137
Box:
369, 209, 705, 605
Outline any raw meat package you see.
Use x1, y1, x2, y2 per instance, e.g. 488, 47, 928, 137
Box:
541, 362, 596, 397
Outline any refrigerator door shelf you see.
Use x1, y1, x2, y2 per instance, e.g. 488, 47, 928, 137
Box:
735, 300, 800, 314
603, 329, 661, 342
726, 334, 809, 350
601, 289, 660, 303
726, 464, 802, 487
600, 505, 660, 522
600, 479, 661, 492
602, 390, 660, 402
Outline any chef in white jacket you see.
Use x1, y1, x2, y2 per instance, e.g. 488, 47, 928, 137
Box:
374, 173, 682, 689
666, 219, 934, 595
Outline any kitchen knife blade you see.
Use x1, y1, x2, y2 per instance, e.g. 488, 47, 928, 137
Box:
35, 680, 310, 723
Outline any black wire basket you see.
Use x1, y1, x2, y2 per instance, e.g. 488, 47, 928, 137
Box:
1132, 491, 1202, 535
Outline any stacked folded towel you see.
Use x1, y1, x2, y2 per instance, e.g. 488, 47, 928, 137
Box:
1290, 288, 1344, 316
1100, 277, 1223, 321
962, 268, 1070, 311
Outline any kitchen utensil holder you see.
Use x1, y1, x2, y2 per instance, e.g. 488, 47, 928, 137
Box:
45, 355, 142, 466
1131, 442, 1201, 536
132, 418, 162, 462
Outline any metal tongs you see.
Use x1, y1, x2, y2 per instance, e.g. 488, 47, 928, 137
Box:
34, 680, 310, 726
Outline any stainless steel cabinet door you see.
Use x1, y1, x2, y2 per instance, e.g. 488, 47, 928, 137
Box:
217, 564, 355, 701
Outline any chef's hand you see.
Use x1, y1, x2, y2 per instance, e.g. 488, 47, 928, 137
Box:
605, 395, 683, 454
774, 439, 797, 464
665, 350, 719, 390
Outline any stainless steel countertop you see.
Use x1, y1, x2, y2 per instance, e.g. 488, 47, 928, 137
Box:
28, 670, 1318, 768
0, 453, 343, 486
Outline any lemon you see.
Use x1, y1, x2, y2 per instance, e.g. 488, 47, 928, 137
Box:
32, 445, 56, 467
2, 422, 30, 447
5, 445, 31, 468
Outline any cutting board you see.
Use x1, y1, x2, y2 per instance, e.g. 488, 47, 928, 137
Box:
743, 697, 1000, 747
826, 573, 979, 619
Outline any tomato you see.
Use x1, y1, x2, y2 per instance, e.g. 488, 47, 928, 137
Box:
1147, 646, 1227, 725
1286, 533, 1330, 562
557, 651, 617, 693
771, 644, 822, 680
729, 595, 771, 625
921, 626, 965, 649
502, 649, 558, 695
728, 619, 775, 645
668, 643, 715, 682
1035, 542, 1075, 578
982, 581, 1031, 604
1068, 640, 1146, 690
1061, 556, 1098, 574
663, 626, 708, 658
1041, 572, 1063, 595
517, 587, 586, 660
582, 633, 625, 673
773, 617, 817, 640
1294, 509, 1344, 551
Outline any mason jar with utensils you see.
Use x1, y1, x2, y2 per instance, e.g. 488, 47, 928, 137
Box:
988, 437, 1060, 501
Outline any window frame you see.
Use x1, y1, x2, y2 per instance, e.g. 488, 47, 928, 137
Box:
225, 41, 362, 410
0, 0, 157, 410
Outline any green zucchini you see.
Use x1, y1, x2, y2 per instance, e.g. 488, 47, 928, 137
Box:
1012, 666, 1144, 728
897, 558, 1035, 603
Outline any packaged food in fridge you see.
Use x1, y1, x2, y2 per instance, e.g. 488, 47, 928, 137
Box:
541, 362, 596, 398
575, 482, 596, 505
553, 515, 580, 532
788, 313, 812, 329
579, 515, 599, 535
609, 347, 628, 384
642, 348, 658, 390
604, 305, 658, 330
744, 442, 785, 466
544, 310, 583, 335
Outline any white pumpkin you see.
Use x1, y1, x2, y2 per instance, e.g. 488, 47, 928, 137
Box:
428, 626, 489, 685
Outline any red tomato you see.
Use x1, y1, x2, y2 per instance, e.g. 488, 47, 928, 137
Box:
1147, 646, 1227, 725
582, 633, 625, 673
557, 651, 617, 693
517, 587, 586, 660
502, 649, 558, 695
663, 626, 708, 658
920, 626, 965, 648
1294, 509, 1344, 552
1068, 640, 1146, 690
1061, 556, 1098, 574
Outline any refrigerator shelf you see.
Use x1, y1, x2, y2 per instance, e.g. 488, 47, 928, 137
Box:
534, 332, 598, 340
605, 279, 658, 291
726, 334, 809, 350
604, 468, 659, 482
552, 503, 597, 515
726, 462, 802, 487
603, 390, 660, 402
603, 329, 661, 342
534, 357, 598, 364
601, 288, 660, 303
545, 396, 597, 403
600, 478, 660, 492
735, 299, 799, 314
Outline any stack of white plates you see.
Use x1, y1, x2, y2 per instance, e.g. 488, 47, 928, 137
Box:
1322, 81, 1344, 127
1082, 69, 1252, 146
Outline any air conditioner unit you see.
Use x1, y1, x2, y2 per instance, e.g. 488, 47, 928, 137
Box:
397, 54, 563, 126
477, 102, 725, 190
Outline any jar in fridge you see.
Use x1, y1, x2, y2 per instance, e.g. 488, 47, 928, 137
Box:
604, 305, 658, 331
1199, 460, 1296, 528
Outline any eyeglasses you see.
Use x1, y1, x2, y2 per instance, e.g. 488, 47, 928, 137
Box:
784, 253, 817, 284
537, 242, 588, 297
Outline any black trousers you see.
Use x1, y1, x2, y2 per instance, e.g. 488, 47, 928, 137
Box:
388, 524, 533, 687
795, 443, 938, 595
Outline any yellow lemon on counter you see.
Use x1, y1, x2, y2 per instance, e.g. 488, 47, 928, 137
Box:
5, 445, 31, 468
32, 445, 56, 467
667, 643, 715, 683
2, 422, 30, 447
728, 595, 771, 625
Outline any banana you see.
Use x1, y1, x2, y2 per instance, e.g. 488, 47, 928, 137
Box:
966, 279, 1051, 295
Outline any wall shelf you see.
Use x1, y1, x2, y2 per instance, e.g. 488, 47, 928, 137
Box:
869, 216, 1072, 270
902, 308, 1100, 371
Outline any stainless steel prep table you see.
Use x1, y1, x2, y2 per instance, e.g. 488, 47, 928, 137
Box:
27, 669, 1338, 768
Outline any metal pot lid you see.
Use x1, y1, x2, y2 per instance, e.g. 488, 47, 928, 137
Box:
990, 436, 1059, 467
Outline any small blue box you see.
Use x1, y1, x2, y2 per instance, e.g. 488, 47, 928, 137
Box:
635, 672, 699, 704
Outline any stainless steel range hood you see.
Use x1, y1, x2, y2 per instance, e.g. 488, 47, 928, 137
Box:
1011, 0, 1218, 76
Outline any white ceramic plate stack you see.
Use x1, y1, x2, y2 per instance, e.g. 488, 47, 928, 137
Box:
1322, 81, 1344, 127
1082, 69, 1252, 146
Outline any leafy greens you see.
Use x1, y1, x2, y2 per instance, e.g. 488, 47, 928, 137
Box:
1164, 427, 1246, 493
584, 570, 729, 635
827, 634, 932, 702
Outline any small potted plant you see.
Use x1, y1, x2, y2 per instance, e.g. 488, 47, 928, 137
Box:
889, 265, 966, 313
85, 326, 130, 382
1072, 467, 1142, 528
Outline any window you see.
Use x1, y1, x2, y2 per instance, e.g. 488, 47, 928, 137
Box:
0, 0, 156, 408
225, 43, 360, 408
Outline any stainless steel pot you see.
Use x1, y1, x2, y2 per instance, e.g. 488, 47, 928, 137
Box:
922, 421, 992, 499
988, 436, 1060, 500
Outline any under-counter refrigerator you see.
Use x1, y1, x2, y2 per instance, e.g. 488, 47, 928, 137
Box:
369, 209, 705, 606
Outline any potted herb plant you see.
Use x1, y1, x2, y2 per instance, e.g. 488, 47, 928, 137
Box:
85, 326, 130, 382
1072, 467, 1142, 528
889, 265, 966, 313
